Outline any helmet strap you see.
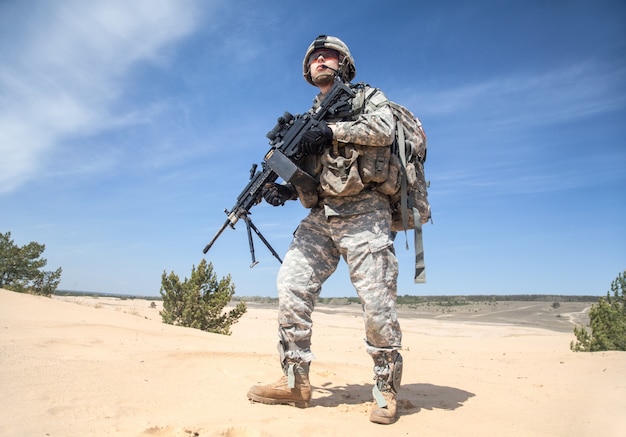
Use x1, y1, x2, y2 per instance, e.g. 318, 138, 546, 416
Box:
336, 59, 351, 83
311, 71, 335, 87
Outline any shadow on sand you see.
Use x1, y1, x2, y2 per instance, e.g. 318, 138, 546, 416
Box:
312, 382, 474, 417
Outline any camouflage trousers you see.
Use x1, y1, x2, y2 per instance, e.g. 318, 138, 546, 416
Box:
276, 205, 402, 363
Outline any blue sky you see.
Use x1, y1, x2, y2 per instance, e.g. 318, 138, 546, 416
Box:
1, 0, 624, 298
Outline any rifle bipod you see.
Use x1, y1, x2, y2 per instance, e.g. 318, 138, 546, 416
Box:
243, 215, 283, 268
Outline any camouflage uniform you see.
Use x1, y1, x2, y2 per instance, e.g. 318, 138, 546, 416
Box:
248, 35, 403, 424
278, 85, 402, 364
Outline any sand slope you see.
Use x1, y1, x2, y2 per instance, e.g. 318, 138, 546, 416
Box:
1, 289, 624, 436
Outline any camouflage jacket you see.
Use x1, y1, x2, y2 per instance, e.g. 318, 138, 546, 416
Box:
303, 84, 396, 216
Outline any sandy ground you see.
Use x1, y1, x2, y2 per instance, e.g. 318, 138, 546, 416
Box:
1, 289, 624, 437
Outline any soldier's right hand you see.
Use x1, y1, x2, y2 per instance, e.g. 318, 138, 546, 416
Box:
300, 121, 333, 155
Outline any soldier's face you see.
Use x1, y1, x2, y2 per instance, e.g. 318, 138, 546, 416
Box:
309, 50, 340, 86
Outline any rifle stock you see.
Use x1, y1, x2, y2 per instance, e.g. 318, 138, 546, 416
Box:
202, 77, 355, 262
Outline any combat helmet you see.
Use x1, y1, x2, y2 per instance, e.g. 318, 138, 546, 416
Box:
303, 35, 356, 86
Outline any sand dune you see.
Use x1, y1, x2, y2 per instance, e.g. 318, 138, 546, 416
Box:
1, 288, 624, 436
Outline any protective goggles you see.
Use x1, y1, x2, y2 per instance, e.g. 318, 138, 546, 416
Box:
307, 49, 339, 66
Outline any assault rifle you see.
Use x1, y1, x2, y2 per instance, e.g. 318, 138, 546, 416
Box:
202, 77, 355, 267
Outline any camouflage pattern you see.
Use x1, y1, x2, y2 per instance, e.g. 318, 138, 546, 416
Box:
275, 79, 401, 370
277, 190, 402, 363
328, 87, 394, 148
297, 86, 396, 201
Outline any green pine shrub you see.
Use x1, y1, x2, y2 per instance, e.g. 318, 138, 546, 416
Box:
571, 270, 626, 352
159, 259, 246, 335
0, 231, 62, 297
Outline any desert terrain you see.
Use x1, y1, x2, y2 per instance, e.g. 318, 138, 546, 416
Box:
1, 288, 624, 436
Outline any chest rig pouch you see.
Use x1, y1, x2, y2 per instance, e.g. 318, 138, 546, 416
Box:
319, 143, 364, 197
317, 84, 399, 198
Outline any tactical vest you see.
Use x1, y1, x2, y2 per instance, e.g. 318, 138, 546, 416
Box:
317, 84, 400, 199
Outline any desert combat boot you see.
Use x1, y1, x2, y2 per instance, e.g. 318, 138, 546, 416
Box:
370, 390, 397, 424
370, 351, 402, 424
247, 362, 311, 408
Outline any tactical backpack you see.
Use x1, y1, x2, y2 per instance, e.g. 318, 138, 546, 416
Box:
387, 102, 430, 283
350, 84, 431, 283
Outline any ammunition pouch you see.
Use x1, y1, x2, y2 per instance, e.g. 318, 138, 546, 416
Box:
319, 143, 401, 198
266, 149, 319, 208
358, 145, 390, 184
372, 150, 401, 196
319, 145, 364, 196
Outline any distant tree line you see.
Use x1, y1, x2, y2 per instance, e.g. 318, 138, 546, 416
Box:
235, 294, 600, 305
54, 290, 153, 300
395, 294, 599, 305
51, 292, 600, 305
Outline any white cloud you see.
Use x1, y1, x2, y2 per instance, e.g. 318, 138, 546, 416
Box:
412, 60, 626, 128
0, 0, 200, 193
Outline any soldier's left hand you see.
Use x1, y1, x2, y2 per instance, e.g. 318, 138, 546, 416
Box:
262, 183, 294, 206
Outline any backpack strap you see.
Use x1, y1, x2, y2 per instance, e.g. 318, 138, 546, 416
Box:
350, 83, 388, 116
412, 208, 426, 283
396, 119, 410, 233
355, 94, 427, 283
393, 103, 426, 284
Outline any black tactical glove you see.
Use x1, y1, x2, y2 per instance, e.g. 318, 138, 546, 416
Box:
300, 121, 333, 155
262, 183, 296, 206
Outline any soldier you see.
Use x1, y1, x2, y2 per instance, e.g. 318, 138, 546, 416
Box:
247, 35, 403, 425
